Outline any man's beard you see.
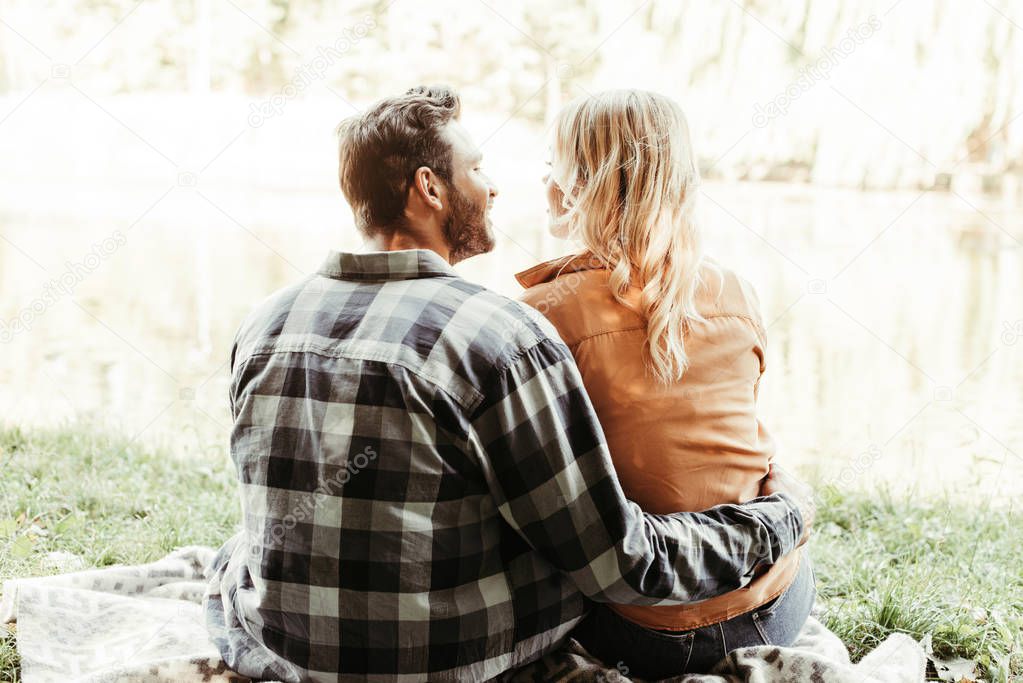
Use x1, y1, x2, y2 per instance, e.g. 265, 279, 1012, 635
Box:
443, 187, 494, 264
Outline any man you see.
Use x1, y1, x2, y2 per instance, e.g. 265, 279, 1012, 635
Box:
204, 85, 813, 682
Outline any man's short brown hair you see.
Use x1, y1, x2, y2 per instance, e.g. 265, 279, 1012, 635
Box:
336, 85, 462, 233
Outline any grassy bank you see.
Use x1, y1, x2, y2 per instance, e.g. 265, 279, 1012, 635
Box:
1, 425, 1020, 682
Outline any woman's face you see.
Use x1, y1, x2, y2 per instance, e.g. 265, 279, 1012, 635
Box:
544, 155, 570, 239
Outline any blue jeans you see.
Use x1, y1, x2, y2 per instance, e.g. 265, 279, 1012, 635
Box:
572, 558, 815, 679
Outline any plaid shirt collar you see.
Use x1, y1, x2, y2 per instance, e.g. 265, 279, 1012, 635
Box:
317, 249, 458, 282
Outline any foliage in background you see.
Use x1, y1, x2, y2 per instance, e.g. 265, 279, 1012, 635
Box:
1, 0, 1021, 188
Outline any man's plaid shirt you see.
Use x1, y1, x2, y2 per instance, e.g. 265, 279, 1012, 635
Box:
204, 249, 805, 682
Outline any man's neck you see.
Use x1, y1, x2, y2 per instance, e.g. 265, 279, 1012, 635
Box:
365, 229, 452, 264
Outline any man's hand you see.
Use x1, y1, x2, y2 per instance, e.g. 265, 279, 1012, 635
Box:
760, 464, 815, 546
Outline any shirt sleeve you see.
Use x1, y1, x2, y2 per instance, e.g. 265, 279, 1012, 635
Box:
469, 337, 804, 605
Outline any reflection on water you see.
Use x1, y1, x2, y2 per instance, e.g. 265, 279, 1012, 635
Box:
2, 181, 1021, 499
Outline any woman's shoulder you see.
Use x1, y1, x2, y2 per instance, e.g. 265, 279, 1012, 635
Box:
516, 252, 608, 299
696, 257, 765, 327
516, 254, 643, 346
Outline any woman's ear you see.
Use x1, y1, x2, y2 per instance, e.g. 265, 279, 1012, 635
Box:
412, 166, 444, 211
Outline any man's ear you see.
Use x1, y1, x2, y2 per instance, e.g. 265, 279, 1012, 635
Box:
411, 166, 444, 212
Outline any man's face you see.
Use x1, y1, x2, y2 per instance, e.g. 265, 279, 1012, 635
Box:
440, 121, 499, 263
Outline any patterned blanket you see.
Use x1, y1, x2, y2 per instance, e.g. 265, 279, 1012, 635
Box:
1, 547, 925, 682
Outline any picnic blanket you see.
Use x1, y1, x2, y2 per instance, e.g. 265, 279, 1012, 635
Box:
1, 546, 926, 683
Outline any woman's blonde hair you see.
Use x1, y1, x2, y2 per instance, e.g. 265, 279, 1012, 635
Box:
550, 89, 710, 383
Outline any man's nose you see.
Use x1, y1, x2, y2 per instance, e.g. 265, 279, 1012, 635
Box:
489, 181, 499, 198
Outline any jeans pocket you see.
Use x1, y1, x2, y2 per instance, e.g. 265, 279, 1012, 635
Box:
754, 584, 792, 619
614, 619, 696, 679
751, 560, 815, 646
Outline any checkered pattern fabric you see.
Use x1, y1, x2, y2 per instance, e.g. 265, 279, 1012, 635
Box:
203, 249, 804, 682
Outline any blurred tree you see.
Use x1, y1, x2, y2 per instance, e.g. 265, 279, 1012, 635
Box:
0, 0, 1020, 189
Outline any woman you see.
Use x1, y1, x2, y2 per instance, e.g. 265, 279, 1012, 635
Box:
516, 90, 814, 678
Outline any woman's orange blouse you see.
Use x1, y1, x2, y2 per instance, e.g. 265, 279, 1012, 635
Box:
517, 252, 801, 631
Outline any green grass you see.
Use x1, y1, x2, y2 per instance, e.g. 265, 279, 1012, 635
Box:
812, 485, 1023, 681
0, 424, 1021, 682
0, 424, 238, 683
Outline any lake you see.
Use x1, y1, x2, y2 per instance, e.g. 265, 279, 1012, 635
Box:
1, 97, 1021, 501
